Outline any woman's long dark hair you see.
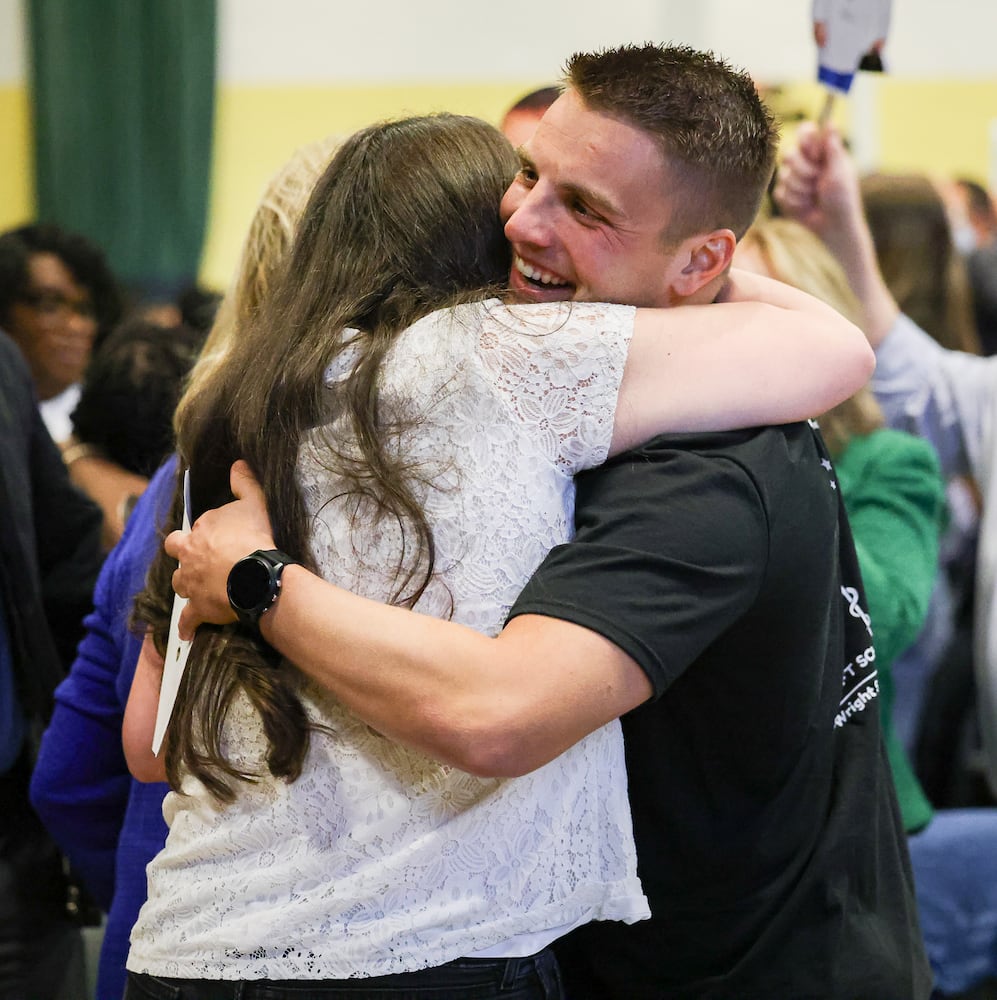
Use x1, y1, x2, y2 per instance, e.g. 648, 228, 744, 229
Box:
134, 115, 517, 802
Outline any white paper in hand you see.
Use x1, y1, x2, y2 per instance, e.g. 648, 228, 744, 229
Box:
152, 468, 193, 756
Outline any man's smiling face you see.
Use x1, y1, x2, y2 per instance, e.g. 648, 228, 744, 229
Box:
500, 88, 692, 309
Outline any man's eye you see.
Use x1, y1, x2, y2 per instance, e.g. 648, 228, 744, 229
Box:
572, 198, 594, 218
518, 166, 538, 184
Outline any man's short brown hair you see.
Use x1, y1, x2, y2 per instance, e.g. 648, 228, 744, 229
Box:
566, 43, 779, 242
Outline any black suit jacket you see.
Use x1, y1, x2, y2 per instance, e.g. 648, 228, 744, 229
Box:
0, 329, 103, 735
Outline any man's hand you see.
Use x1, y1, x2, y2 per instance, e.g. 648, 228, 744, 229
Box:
165, 460, 277, 638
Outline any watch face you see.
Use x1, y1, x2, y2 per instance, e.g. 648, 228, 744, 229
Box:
227, 555, 274, 613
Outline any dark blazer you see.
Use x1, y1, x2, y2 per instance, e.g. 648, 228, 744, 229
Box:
0, 329, 104, 944
0, 328, 103, 736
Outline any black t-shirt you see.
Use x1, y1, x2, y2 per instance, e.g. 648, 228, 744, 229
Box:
510, 423, 931, 1000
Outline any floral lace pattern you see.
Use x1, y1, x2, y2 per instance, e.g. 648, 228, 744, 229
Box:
129, 299, 649, 979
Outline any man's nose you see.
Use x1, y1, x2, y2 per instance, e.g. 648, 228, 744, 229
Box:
504, 184, 553, 249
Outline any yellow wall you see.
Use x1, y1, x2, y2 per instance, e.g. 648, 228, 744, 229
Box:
876, 78, 997, 181
756, 78, 997, 186
0, 84, 32, 230
3, 77, 997, 293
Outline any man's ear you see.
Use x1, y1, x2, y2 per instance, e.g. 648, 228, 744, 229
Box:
673, 229, 736, 297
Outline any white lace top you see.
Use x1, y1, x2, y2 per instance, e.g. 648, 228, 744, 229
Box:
128, 298, 649, 979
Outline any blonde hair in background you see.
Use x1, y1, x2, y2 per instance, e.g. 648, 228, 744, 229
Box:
131, 132, 343, 760
176, 133, 344, 427
739, 216, 883, 457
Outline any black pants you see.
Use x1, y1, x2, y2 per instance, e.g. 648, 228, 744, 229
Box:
0, 759, 86, 1000
125, 949, 564, 1000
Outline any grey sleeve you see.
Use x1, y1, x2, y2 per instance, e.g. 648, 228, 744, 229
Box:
872, 312, 997, 484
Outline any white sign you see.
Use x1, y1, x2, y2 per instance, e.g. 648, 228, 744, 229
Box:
152, 469, 194, 756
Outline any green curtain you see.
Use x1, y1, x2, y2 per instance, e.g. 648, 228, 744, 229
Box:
25, 0, 216, 296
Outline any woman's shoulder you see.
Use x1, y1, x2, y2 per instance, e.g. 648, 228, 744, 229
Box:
489, 298, 635, 330
390, 299, 637, 349
464, 301, 637, 366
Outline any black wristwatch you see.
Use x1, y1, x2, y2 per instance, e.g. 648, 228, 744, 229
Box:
226, 549, 299, 631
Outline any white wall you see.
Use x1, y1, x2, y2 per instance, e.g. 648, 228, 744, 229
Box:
217, 0, 667, 82
2, 0, 995, 85
689, 1, 997, 80
0, 0, 23, 83
215, 0, 997, 83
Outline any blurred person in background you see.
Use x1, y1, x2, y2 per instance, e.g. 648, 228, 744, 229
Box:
64, 317, 207, 550
71, 318, 206, 482
945, 177, 997, 356
500, 85, 560, 147
738, 214, 997, 998
0, 328, 104, 999
63, 286, 221, 551
795, 165, 984, 800
776, 117, 997, 821
860, 173, 983, 782
0, 223, 122, 446
861, 172, 981, 355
